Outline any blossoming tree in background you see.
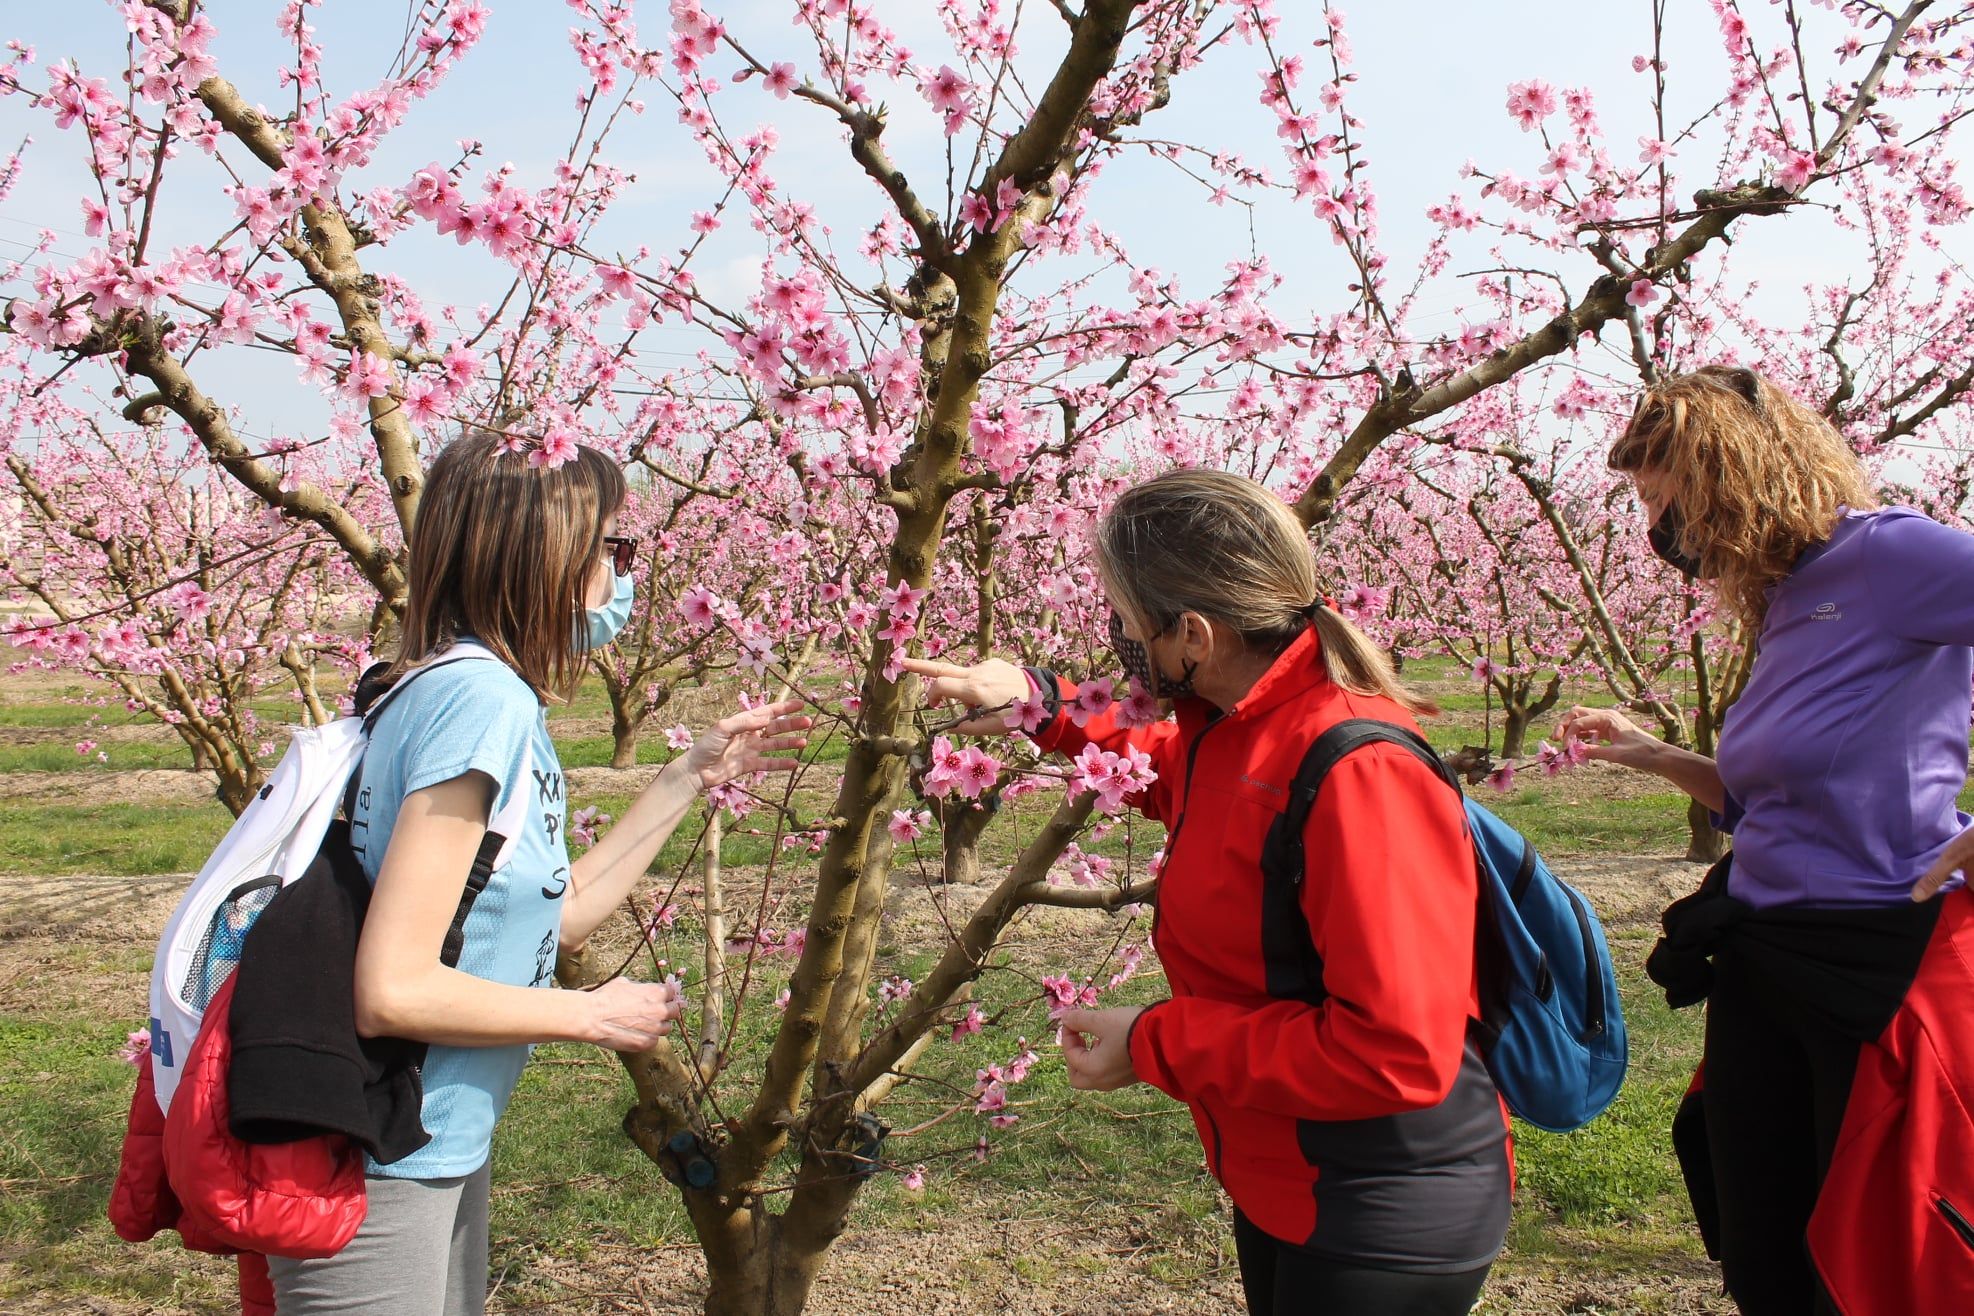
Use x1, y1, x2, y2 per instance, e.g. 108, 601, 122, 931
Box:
2, 409, 370, 809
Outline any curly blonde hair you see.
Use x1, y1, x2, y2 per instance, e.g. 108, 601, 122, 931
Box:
1609, 365, 1877, 625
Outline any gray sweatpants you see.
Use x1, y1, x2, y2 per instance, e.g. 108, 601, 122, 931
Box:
267, 1163, 491, 1315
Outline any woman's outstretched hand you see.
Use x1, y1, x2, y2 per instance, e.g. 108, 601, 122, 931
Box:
1059, 1006, 1145, 1091
898, 656, 1032, 736
1557, 705, 1659, 770
682, 698, 813, 793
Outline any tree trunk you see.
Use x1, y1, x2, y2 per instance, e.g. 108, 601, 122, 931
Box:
698, 1213, 837, 1316
1684, 796, 1728, 864
610, 696, 638, 770
213, 764, 258, 817
1499, 704, 1531, 759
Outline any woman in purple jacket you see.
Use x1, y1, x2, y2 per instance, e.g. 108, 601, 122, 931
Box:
1561, 365, 1974, 1313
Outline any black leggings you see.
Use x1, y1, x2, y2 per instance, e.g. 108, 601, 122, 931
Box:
1231, 1209, 1491, 1316
1702, 949, 1859, 1315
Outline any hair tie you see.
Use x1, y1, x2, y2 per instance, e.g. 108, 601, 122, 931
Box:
1299, 599, 1325, 620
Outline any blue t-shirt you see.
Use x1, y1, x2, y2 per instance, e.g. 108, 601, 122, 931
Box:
348, 653, 568, 1178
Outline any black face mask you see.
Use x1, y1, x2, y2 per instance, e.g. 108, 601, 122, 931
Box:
1108, 609, 1198, 699
1647, 502, 1706, 580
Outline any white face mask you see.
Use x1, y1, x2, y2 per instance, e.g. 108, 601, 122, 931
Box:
580, 569, 636, 651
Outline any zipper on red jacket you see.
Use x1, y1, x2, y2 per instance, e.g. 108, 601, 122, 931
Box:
1159, 712, 1224, 874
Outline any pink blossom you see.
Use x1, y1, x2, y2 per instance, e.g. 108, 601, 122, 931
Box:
528, 424, 579, 470
1505, 80, 1558, 131
1003, 688, 1051, 734
952, 746, 1001, 800
763, 62, 798, 99
341, 351, 393, 401
949, 1003, 985, 1041
665, 723, 694, 751
118, 1029, 151, 1065
922, 735, 967, 800
680, 586, 721, 626
1039, 975, 1079, 1016
1626, 279, 1660, 309
569, 805, 613, 847
1487, 762, 1517, 793
1112, 682, 1162, 728
925, 65, 970, 115
1776, 150, 1816, 194
1065, 677, 1114, 729
887, 808, 929, 843
902, 1165, 926, 1192
1068, 742, 1157, 815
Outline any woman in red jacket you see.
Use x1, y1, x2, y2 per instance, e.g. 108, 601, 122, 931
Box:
905, 469, 1510, 1316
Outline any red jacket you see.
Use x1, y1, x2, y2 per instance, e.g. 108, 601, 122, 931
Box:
109, 973, 365, 1313
1809, 886, 1974, 1314
1036, 627, 1512, 1267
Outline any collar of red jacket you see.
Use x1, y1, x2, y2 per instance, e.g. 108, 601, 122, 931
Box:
1171, 621, 1329, 735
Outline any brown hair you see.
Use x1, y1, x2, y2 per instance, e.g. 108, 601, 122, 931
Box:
1095, 468, 1436, 717
388, 429, 627, 702
1609, 365, 1877, 625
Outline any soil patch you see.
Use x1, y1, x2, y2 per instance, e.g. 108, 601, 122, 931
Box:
0, 770, 221, 806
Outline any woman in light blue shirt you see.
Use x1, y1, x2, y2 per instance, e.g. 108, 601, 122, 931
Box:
271, 429, 809, 1314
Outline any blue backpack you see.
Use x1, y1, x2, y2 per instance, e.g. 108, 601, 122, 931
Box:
1262, 719, 1627, 1132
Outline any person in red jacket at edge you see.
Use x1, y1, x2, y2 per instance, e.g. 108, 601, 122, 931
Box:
904, 468, 1511, 1316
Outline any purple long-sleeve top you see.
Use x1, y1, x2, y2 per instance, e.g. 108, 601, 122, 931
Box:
1713, 507, 1974, 908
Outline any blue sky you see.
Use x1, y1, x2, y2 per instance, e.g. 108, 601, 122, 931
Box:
0, 1, 1954, 451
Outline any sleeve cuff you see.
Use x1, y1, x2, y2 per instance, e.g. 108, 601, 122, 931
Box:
1125, 998, 1174, 1094
1021, 666, 1066, 745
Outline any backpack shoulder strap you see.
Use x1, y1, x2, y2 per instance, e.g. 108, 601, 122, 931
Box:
1264, 718, 1460, 888
342, 646, 504, 818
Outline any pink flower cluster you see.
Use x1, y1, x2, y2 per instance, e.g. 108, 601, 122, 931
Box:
568, 805, 613, 848
1039, 974, 1099, 1018
1067, 742, 1157, 815
971, 1040, 1039, 1129
923, 735, 1002, 801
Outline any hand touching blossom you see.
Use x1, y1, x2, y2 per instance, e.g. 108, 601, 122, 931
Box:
1058, 1006, 1145, 1091
679, 698, 813, 793
899, 656, 1033, 736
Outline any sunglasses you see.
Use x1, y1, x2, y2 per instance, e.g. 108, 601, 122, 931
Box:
602, 534, 638, 576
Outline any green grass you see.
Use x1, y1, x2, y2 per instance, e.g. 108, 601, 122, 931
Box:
0, 1017, 235, 1306
1491, 791, 1696, 857
0, 740, 195, 773
0, 800, 235, 875
0, 921, 1710, 1311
